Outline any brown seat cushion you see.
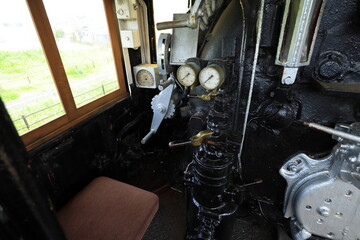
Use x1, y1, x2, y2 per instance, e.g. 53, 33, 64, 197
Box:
57, 177, 159, 240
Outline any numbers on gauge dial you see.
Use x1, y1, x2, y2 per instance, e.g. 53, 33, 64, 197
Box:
136, 69, 154, 87
177, 63, 200, 87
199, 65, 225, 90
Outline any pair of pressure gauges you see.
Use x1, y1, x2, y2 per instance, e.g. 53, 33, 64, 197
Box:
176, 63, 225, 90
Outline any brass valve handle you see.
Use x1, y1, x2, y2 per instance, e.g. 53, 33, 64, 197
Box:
169, 130, 213, 148
187, 92, 217, 101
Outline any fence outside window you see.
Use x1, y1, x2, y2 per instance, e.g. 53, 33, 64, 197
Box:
10, 80, 117, 134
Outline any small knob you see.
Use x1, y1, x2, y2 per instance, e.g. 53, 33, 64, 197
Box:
187, 93, 217, 101
169, 130, 213, 148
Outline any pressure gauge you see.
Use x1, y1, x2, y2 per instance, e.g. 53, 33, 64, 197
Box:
133, 64, 161, 89
136, 69, 154, 87
199, 65, 225, 90
176, 62, 201, 87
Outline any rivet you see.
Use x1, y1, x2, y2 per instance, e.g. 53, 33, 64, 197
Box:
345, 190, 353, 197
317, 218, 324, 224
335, 212, 343, 219
327, 232, 335, 238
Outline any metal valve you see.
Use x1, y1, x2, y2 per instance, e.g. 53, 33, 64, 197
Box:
169, 129, 213, 148
187, 92, 217, 101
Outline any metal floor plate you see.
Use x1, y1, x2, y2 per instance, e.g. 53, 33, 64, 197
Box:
143, 187, 276, 240
143, 188, 186, 240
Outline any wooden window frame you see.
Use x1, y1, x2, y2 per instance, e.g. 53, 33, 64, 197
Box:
21, 0, 129, 150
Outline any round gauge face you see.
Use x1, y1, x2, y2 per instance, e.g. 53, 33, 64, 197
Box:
177, 64, 199, 87
199, 65, 225, 90
136, 69, 154, 87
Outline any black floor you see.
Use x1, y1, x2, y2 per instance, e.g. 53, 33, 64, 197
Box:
232, 218, 275, 240
143, 186, 277, 240
143, 187, 186, 240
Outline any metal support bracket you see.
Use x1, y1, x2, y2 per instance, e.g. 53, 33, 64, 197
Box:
157, 33, 172, 79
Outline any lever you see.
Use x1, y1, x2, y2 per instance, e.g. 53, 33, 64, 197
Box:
141, 130, 155, 145
141, 75, 176, 144
156, 0, 204, 30
237, 179, 263, 188
187, 92, 217, 101
156, 19, 194, 30
169, 130, 213, 148
304, 122, 360, 143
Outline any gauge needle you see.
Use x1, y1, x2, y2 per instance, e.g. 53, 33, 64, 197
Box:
180, 73, 190, 81
204, 75, 214, 83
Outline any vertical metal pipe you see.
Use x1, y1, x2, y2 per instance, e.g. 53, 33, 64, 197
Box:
238, 0, 265, 175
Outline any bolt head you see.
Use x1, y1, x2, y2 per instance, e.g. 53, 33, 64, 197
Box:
283, 76, 295, 85
319, 61, 341, 80
156, 104, 166, 114
349, 156, 357, 163
298, 229, 312, 239
318, 206, 331, 217
117, 9, 124, 15
289, 165, 297, 172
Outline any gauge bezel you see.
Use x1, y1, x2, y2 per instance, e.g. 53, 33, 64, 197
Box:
199, 64, 225, 90
176, 62, 201, 87
136, 69, 155, 87
133, 64, 160, 89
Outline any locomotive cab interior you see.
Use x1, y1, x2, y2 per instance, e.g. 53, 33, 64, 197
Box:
1, 0, 360, 239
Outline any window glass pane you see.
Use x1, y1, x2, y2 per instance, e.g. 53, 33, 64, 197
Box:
43, 0, 119, 108
0, 0, 65, 135
153, 0, 189, 41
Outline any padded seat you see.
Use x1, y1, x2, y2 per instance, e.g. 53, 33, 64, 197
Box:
57, 177, 159, 240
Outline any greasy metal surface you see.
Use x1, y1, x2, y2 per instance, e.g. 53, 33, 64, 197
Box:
200, 0, 244, 60
303, 0, 360, 94
143, 187, 275, 240
185, 70, 241, 239
238, 0, 360, 206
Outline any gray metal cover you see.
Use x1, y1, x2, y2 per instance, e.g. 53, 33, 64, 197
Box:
280, 122, 360, 240
170, 14, 199, 65
295, 177, 360, 240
